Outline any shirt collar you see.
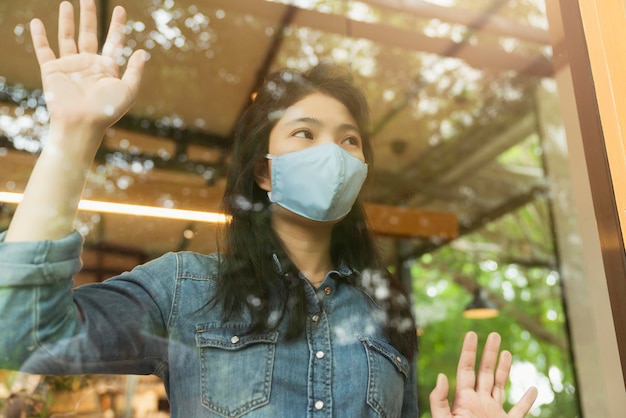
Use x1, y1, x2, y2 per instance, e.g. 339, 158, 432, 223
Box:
271, 253, 355, 278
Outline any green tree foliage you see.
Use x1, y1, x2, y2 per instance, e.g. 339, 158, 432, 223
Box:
410, 199, 581, 417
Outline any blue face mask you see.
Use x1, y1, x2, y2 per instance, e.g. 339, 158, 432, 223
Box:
266, 143, 368, 222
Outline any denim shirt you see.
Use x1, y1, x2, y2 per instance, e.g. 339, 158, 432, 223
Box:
0, 231, 418, 418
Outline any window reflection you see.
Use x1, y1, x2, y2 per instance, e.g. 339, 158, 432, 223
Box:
0, 0, 581, 417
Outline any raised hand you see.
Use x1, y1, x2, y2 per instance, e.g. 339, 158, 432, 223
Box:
429, 332, 538, 418
30, 0, 145, 133
6, 0, 146, 242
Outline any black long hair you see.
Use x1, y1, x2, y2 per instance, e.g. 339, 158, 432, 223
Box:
215, 64, 417, 359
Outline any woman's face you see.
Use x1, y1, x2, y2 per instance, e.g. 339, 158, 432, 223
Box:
254, 92, 367, 221
267, 92, 365, 162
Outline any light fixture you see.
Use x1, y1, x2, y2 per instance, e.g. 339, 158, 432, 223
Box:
0, 192, 229, 224
463, 288, 499, 319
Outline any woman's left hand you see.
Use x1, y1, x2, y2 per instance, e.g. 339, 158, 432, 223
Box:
429, 332, 538, 418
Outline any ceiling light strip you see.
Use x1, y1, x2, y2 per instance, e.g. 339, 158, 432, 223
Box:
0, 192, 228, 224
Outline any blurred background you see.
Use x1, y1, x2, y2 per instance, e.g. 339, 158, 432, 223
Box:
1, 0, 622, 416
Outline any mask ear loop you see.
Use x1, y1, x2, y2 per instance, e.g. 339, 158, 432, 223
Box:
263, 154, 275, 202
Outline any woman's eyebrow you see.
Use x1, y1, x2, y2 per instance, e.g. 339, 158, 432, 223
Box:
285, 117, 322, 126
285, 118, 359, 133
337, 123, 360, 133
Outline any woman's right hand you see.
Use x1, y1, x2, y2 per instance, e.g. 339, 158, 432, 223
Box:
5, 0, 145, 242
31, 0, 145, 137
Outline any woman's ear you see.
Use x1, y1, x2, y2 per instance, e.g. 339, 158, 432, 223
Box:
254, 159, 271, 192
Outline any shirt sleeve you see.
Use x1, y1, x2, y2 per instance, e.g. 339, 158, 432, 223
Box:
0, 230, 173, 377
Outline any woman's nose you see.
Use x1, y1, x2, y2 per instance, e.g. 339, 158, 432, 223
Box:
317, 132, 336, 145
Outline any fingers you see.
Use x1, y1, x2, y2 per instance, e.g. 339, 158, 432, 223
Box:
475, 332, 501, 394
30, 19, 56, 66
492, 349, 512, 405
508, 386, 538, 418
445, 331, 533, 417
101, 6, 127, 60
429, 373, 452, 418
58, 1, 77, 56
122, 50, 147, 97
33, 0, 136, 68
78, 0, 99, 53
455, 331, 478, 394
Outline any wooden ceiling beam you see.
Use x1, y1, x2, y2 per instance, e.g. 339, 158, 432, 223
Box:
365, 202, 457, 239
217, 0, 552, 77
289, 7, 553, 77
214, 0, 550, 46
407, 183, 546, 258
361, 0, 551, 45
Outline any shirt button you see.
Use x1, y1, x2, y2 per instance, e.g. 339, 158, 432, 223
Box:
324, 287, 332, 295
311, 314, 320, 323
230, 336, 240, 344
315, 351, 325, 359
314, 400, 324, 410
396, 356, 402, 364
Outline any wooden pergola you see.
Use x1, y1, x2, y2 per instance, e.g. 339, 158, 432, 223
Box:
0, 0, 551, 273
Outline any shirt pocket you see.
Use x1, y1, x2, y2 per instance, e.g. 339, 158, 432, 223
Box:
195, 323, 279, 417
359, 336, 410, 418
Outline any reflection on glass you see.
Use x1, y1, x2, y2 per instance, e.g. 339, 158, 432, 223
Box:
0, 1, 580, 417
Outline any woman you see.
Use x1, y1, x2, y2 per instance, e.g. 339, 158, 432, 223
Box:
0, 1, 537, 417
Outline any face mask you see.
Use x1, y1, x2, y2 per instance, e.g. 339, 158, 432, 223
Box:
266, 143, 368, 222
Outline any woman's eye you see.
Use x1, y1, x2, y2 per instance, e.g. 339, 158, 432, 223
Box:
293, 129, 313, 139
342, 136, 361, 146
